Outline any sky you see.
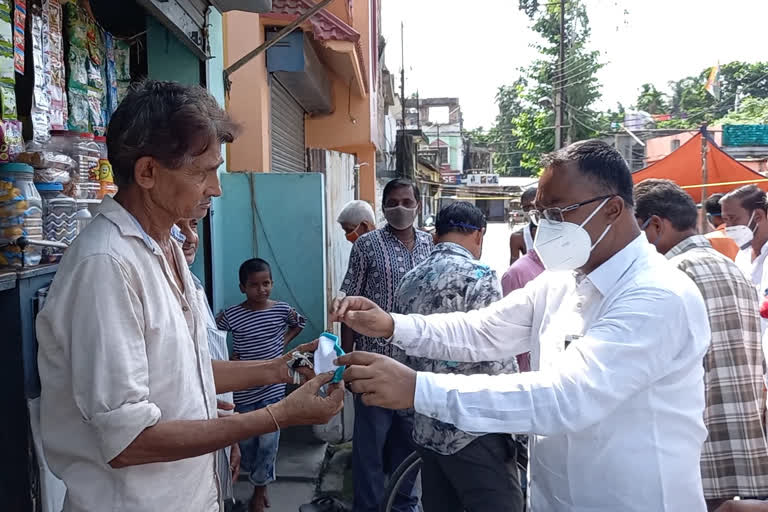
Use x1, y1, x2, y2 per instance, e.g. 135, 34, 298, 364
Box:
381, 0, 768, 130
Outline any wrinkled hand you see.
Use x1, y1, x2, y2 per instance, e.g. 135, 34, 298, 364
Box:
330, 296, 395, 339
270, 372, 345, 427
279, 339, 320, 383
336, 352, 416, 410
229, 443, 241, 481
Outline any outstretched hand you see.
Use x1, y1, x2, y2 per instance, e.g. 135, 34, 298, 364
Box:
330, 296, 395, 339
335, 352, 417, 410
280, 339, 319, 383
270, 372, 345, 427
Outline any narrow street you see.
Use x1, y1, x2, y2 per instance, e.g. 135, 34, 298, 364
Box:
481, 221, 516, 279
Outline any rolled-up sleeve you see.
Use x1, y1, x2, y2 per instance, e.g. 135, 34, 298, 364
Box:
62, 255, 161, 463
413, 286, 709, 436
391, 282, 536, 362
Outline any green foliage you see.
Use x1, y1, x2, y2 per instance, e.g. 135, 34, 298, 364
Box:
717, 97, 768, 125
650, 61, 768, 128
485, 0, 603, 176
635, 84, 669, 115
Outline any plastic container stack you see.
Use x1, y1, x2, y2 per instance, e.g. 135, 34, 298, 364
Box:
0, 163, 42, 267
36, 182, 77, 262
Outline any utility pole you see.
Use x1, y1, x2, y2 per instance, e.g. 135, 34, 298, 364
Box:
554, 0, 566, 150
398, 22, 406, 176
699, 125, 709, 233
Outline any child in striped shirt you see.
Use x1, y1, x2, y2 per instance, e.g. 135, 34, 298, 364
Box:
216, 258, 305, 512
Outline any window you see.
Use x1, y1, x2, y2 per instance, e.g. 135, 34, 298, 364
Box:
438, 146, 449, 165
670, 139, 680, 151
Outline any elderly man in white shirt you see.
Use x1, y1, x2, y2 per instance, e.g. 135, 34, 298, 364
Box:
332, 139, 711, 512
36, 81, 344, 512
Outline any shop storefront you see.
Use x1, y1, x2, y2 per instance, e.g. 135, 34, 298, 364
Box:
0, 1, 265, 509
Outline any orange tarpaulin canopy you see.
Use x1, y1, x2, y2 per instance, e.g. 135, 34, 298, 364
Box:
631, 132, 768, 203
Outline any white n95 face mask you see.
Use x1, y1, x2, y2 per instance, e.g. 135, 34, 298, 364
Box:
533, 198, 612, 271
725, 211, 756, 249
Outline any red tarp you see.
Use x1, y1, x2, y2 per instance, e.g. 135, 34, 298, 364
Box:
632, 132, 768, 203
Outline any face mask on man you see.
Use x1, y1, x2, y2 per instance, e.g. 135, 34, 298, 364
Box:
346, 224, 362, 243
725, 211, 756, 249
384, 206, 417, 230
533, 198, 612, 271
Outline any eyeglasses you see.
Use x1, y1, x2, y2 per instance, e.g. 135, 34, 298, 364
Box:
529, 195, 614, 225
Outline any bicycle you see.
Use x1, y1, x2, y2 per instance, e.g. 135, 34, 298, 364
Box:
380, 450, 422, 512
380, 439, 528, 512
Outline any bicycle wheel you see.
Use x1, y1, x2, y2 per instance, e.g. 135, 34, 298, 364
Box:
381, 451, 422, 512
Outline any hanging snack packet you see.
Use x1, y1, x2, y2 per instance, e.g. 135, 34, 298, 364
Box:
0, 82, 16, 119
87, 86, 104, 135
67, 82, 88, 132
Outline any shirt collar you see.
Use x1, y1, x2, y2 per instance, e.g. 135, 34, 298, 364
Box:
433, 241, 475, 260
583, 234, 647, 296
665, 234, 711, 260
96, 196, 161, 255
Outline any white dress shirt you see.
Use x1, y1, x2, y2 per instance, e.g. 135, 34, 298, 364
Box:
392, 235, 711, 512
735, 242, 768, 380
36, 196, 220, 512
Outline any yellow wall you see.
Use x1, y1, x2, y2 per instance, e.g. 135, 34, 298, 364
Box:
223, 2, 377, 201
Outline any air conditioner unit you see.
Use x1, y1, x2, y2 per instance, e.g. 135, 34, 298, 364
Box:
210, 0, 273, 13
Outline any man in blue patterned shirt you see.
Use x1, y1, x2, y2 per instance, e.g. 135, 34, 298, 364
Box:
340, 178, 433, 512
395, 201, 523, 512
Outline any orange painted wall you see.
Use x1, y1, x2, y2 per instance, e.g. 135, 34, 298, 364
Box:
223, 2, 377, 202
224, 12, 271, 172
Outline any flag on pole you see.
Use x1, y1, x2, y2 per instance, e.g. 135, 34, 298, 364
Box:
705, 63, 721, 100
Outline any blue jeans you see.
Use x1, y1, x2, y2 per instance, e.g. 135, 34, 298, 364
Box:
352, 395, 419, 512
236, 399, 281, 486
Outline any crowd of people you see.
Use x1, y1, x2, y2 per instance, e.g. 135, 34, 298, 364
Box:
32, 79, 768, 512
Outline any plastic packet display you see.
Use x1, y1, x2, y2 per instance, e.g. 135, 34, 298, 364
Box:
0, 83, 16, 119
12, 0, 24, 74
0, 119, 22, 162
17, 150, 74, 170
87, 86, 104, 135
67, 45, 87, 85
67, 83, 88, 132
114, 39, 130, 80
30, 109, 49, 143
86, 57, 102, 89
33, 167, 69, 183
0, 0, 11, 49
63, 1, 86, 48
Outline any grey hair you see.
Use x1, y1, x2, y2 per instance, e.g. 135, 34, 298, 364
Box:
337, 200, 375, 226
107, 80, 239, 187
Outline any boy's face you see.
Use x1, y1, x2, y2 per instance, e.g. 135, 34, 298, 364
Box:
240, 270, 273, 303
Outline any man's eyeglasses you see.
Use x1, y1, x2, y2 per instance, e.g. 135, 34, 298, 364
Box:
529, 195, 614, 225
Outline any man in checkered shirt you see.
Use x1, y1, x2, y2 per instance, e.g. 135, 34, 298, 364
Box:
635, 179, 768, 511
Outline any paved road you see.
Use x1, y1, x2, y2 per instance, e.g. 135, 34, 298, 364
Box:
480, 221, 516, 279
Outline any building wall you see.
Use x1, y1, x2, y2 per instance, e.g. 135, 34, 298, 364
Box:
645, 131, 724, 165
223, 12, 271, 173
223, 1, 377, 203
146, 16, 201, 85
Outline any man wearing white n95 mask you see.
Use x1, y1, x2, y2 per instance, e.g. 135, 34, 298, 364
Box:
332, 139, 711, 512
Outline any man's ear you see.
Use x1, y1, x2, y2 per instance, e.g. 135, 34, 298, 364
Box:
134, 156, 157, 190
604, 196, 625, 222
239, 283, 246, 294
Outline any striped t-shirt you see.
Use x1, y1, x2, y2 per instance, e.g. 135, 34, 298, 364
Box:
216, 301, 306, 406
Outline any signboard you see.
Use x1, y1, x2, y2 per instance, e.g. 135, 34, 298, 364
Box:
465, 173, 500, 186
441, 174, 458, 184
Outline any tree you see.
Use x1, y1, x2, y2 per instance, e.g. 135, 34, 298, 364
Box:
716, 96, 768, 125
635, 84, 669, 115
485, 0, 603, 175
656, 61, 768, 128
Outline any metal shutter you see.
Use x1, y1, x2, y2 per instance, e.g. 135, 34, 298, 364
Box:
270, 79, 306, 173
